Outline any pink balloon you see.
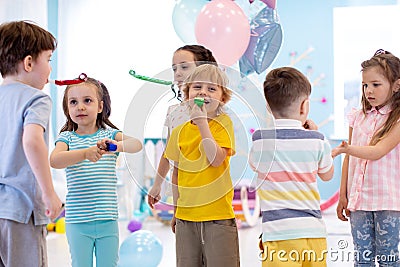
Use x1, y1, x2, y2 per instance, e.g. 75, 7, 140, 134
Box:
260, 0, 276, 9
195, 0, 250, 66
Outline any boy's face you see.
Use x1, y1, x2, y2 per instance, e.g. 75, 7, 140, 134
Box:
30, 50, 53, 89
188, 79, 225, 117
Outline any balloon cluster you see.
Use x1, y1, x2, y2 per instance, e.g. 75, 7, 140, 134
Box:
172, 0, 282, 72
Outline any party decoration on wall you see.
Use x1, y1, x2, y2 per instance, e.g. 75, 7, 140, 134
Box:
172, 0, 208, 43
195, 0, 251, 66
289, 47, 314, 66
288, 48, 328, 104
118, 230, 163, 267
311, 97, 327, 104
317, 114, 334, 129
239, 5, 282, 76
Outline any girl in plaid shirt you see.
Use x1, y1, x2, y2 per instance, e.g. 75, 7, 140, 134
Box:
333, 49, 400, 266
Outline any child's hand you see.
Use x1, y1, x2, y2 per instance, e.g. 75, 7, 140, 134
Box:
42, 192, 63, 221
147, 184, 162, 209
170, 215, 177, 234
97, 138, 119, 152
303, 119, 318, 130
84, 146, 104, 162
331, 141, 348, 158
336, 195, 350, 221
190, 101, 207, 125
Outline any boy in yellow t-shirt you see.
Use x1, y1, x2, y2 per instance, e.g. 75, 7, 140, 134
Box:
164, 64, 240, 267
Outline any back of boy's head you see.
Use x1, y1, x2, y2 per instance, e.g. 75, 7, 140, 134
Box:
182, 64, 232, 103
0, 20, 57, 77
263, 67, 311, 117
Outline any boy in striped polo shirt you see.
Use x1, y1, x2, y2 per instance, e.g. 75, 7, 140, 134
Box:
249, 67, 334, 266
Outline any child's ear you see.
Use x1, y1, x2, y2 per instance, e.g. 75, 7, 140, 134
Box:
23, 55, 33, 72
393, 79, 400, 93
98, 101, 104, 113
300, 98, 310, 115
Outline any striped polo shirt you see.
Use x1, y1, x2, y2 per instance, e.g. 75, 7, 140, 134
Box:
56, 128, 121, 223
249, 119, 333, 242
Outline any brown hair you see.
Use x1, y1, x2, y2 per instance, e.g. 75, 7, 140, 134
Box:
361, 49, 400, 145
175, 45, 217, 66
263, 67, 311, 117
0, 20, 57, 77
60, 77, 118, 132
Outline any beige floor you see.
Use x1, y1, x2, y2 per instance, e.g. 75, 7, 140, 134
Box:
46, 205, 359, 267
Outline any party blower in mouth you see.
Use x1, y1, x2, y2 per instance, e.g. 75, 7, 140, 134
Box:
194, 97, 205, 107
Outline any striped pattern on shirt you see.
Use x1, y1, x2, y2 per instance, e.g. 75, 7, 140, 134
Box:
56, 128, 120, 223
249, 119, 333, 242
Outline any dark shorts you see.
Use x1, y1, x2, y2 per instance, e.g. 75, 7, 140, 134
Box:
0, 216, 47, 267
175, 218, 240, 267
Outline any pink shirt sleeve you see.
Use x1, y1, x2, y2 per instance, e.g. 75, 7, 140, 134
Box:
347, 108, 360, 128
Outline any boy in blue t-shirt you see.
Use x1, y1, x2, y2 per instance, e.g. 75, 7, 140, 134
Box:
0, 21, 63, 267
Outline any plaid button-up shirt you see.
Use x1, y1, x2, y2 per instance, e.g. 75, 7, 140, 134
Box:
347, 106, 400, 211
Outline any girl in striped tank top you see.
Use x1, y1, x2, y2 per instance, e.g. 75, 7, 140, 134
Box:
50, 76, 142, 267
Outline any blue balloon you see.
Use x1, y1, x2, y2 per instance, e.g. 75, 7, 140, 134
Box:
172, 0, 208, 43
239, 6, 283, 76
118, 230, 163, 267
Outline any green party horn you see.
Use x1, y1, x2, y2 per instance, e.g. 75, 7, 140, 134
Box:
129, 70, 172, 85
194, 97, 204, 107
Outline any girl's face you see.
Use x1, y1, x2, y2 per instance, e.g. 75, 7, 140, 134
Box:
172, 50, 197, 87
188, 77, 225, 118
67, 83, 103, 130
362, 66, 393, 108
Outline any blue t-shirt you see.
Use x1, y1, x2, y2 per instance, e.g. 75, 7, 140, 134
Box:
56, 128, 121, 223
0, 83, 51, 225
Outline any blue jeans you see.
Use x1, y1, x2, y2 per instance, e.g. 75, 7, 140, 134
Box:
350, 210, 400, 267
66, 220, 119, 267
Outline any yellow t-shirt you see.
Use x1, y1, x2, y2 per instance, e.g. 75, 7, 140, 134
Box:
164, 114, 236, 221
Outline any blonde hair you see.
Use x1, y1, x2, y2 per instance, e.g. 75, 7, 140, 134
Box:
182, 64, 232, 108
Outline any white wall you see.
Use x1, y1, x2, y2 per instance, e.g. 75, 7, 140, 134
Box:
333, 5, 400, 138
57, 0, 183, 139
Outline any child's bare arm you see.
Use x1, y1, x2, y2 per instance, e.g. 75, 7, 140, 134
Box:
318, 165, 334, 181
50, 142, 103, 169
333, 122, 400, 160
23, 124, 62, 220
99, 132, 142, 153
148, 156, 170, 209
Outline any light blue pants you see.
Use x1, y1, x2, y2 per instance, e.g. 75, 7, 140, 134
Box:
350, 210, 400, 267
66, 220, 119, 267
